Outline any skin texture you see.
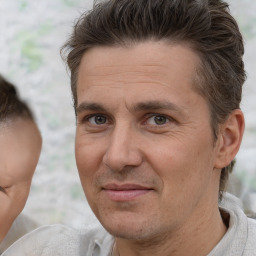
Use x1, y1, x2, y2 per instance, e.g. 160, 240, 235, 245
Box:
0, 118, 42, 242
75, 41, 244, 256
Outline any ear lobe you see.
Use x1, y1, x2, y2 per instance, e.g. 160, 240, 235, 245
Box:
214, 109, 245, 169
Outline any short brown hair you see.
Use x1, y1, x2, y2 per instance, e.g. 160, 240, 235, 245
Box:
0, 75, 34, 122
61, 0, 246, 200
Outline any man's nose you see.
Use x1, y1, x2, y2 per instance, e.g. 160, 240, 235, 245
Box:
102, 125, 143, 172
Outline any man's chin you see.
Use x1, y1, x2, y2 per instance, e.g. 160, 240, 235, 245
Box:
100, 218, 158, 241
109, 228, 150, 241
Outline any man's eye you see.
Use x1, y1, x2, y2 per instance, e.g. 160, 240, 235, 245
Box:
147, 115, 169, 125
88, 115, 107, 125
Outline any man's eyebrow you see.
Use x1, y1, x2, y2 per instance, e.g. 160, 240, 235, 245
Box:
133, 101, 183, 112
76, 102, 106, 113
76, 100, 183, 114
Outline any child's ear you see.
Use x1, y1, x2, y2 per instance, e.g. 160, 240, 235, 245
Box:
214, 109, 244, 169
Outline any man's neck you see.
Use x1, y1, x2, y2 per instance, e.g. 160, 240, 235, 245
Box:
113, 205, 227, 256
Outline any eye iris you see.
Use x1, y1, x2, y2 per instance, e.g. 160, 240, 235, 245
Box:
154, 116, 166, 125
95, 116, 106, 124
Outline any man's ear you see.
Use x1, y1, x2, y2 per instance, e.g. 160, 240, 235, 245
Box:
214, 109, 245, 169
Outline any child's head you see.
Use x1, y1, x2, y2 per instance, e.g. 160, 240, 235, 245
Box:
0, 75, 42, 242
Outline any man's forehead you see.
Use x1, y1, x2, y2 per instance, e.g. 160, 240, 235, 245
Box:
77, 42, 201, 91
78, 41, 200, 74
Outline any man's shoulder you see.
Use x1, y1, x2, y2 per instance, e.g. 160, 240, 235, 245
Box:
212, 192, 256, 256
2, 222, 113, 256
1, 224, 80, 256
0, 213, 39, 253
80, 222, 114, 254
244, 217, 256, 254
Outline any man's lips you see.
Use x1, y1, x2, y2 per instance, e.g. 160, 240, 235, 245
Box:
102, 183, 153, 201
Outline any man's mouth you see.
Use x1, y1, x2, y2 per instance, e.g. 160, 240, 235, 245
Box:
102, 183, 153, 201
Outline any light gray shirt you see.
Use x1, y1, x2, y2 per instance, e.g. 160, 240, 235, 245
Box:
2, 193, 256, 256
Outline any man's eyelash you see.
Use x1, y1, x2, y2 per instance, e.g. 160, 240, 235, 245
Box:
145, 113, 174, 122
79, 113, 175, 125
81, 113, 110, 123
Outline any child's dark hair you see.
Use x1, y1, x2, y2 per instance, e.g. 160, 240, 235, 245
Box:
0, 75, 34, 122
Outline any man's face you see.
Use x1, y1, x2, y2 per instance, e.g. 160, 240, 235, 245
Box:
0, 118, 42, 241
75, 41, 222, 240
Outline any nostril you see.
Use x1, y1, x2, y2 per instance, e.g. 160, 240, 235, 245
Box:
103, 150, 143, 172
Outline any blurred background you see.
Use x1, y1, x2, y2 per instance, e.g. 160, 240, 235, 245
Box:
0, 0, 255, 229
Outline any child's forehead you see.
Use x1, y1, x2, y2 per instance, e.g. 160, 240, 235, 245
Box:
0, 117, 36, 129
0, 118, 41, 172
0, 117, 41, 142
